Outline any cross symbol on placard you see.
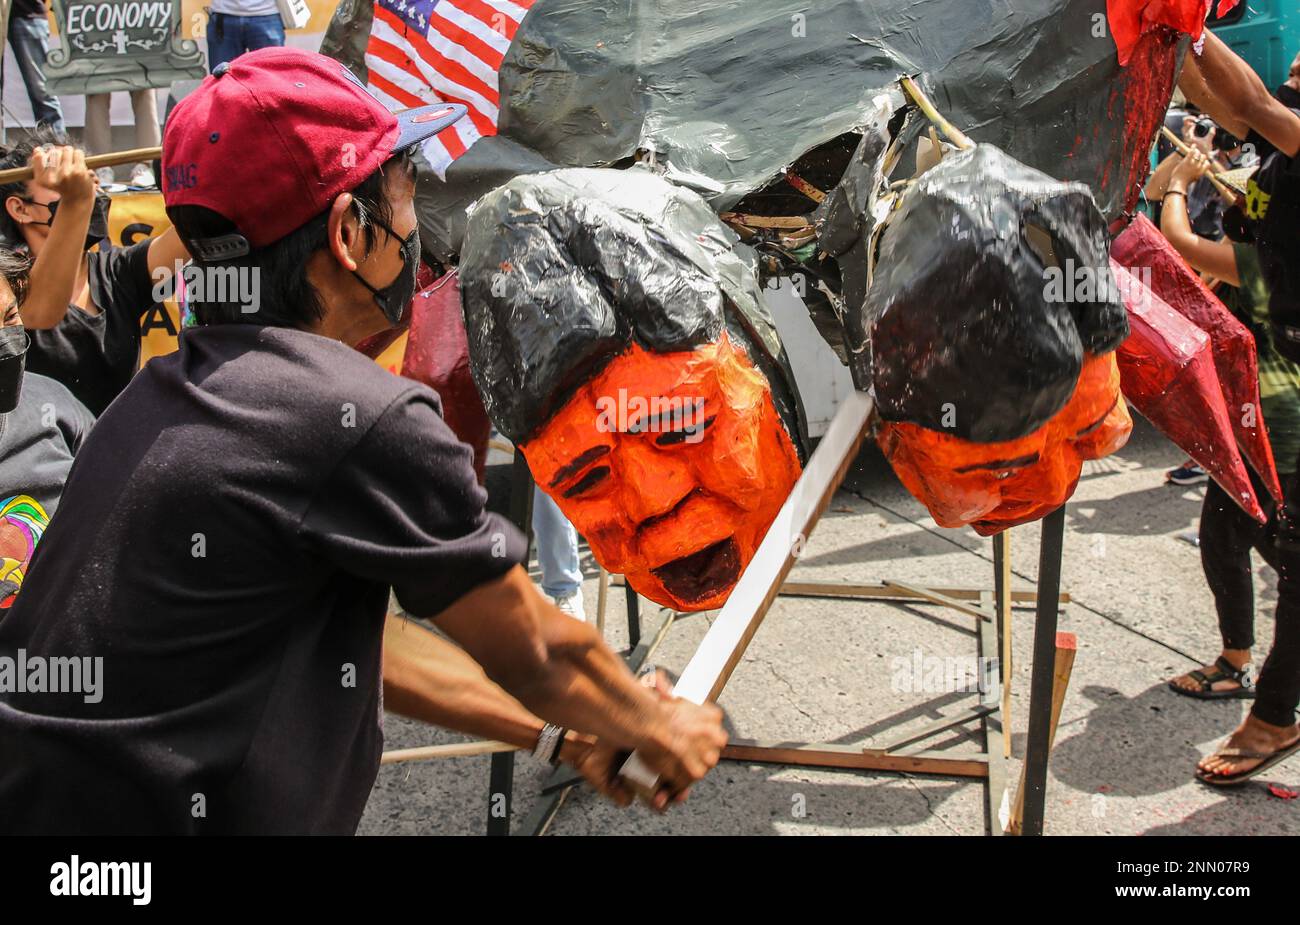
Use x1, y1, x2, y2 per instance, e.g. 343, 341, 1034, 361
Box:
112, 28, 129, 54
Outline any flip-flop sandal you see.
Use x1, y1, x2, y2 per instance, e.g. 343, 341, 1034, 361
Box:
1168, 656, 1255, 700
1196, 737, 1300, 787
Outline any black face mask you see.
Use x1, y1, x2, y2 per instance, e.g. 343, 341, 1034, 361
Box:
351, 218, 420, 326
0, 324, 29, 415
25, 192, 111, 250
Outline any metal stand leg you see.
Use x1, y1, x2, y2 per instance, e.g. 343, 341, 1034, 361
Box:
625, 582, 641, 650
1019, 504, 1065, 836
488, 454, 535, 836
486, 751, 514, 836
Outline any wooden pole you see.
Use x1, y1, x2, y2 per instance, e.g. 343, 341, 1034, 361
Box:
381, 740, 517, 764
1157, 127, 1236, 199
618, 392, 875, 794
1006, 631, 1077, 835
0, 146, 163, 185
596, 567, 609, 639
899, 76, 974, 151
996, 531, 1014, 758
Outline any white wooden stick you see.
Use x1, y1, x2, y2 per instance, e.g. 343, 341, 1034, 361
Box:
380, 740, 517, 764
619, 391, 875, 792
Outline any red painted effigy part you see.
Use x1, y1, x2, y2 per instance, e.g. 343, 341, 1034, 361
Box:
1107, 26, 1185, 220
1106, 0, 1238, 67
1102, 1, 1243, 221
1111, 261, 1265, 521
1112, 214, 1282, 502
400, 270, 492, 483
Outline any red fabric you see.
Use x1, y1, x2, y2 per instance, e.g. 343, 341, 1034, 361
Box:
1112, 214, 1282, 501
1112, 261, 1265, 521
1106, 0, 1235, 67
400, 271, 491, 483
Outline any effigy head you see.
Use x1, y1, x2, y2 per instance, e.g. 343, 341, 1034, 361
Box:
818, 124, 1132, 532
460, 168, 805, 611
878, 351, 1131, 535
855, 143, 1129, 444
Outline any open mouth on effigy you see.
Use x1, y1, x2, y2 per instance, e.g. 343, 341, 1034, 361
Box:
651, 536, 741, 605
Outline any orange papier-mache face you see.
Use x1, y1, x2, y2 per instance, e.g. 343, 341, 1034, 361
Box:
878, 352, 1132, 536
522, 332, 802, 612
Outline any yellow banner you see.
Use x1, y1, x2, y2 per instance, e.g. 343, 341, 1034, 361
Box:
109, 189, 408, 374
106, 190, 182, 365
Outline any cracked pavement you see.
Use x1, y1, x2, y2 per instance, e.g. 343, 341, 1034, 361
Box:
359, 416, 1300, 835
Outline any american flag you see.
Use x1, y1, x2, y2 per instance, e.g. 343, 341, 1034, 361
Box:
363, 0, 536, 177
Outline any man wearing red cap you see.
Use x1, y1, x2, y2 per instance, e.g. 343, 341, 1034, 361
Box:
0, 48, 725, 834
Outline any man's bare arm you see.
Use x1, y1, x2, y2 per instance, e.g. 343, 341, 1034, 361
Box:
428, 565, 725, 800
382, 612, 638, 802
146, 226, 190, 282
1180, 31, 1300, 158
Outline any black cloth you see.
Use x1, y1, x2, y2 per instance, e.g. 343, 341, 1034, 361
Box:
1243, 114, 1300, 364
0, 324, 527, 834
1199, 466, 1286, 651
0, 372, 93, 515
1200, 460, 1300, 726
1277, 84, 1300, 111
24, 241, 166, 417
9, 0, 46, 19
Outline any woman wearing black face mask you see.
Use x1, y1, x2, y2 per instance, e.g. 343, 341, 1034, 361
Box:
0, 131, 190, 416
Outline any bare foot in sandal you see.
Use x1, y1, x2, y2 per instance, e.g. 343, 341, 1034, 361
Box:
1169, 649, 1254, 698
1197, 714, 1300, 784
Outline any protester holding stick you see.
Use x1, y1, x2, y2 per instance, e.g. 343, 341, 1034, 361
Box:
1178, 30, 1300, 786
0, 129, 188, 414
0, 49, 725, 834
1159, 148, 1300, 710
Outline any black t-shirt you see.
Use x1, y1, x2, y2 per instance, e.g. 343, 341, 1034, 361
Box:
0, 371, 93, 515
0, 324, 526, 834
24, 240, 165, 417
1243, 116, 1300, 363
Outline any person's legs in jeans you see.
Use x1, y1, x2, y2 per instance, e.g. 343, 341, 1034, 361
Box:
532, 485, 583, 616
240, 14, 286, 52
8, 16, 65, 133
206, 13, 245, 72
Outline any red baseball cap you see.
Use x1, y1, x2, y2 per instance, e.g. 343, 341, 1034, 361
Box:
162, 47, 466, 260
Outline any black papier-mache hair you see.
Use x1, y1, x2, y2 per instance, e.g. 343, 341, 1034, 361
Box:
459, 167, 807, 457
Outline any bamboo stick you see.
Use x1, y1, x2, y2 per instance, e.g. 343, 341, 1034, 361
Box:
380, 740, 518, 764
0, 146, 162, 185
1157, 127, 1236, 200
899, 76, 974, 151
